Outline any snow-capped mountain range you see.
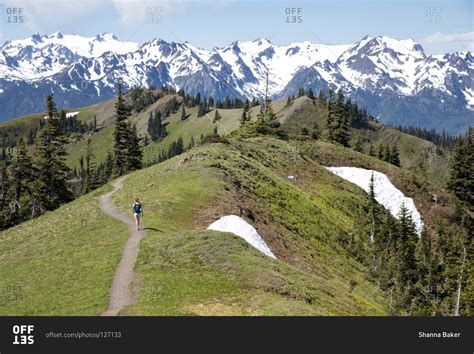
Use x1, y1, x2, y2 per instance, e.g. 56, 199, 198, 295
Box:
1, 32, 472, 133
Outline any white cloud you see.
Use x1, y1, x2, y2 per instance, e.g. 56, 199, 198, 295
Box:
422, 31, 474, 44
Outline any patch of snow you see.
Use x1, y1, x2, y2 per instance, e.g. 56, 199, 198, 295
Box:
463, 87, 474, 109
66, 111, 79, 118
43, 111, 80, 119
208, 215, 276, 258
325, 167, 424, 235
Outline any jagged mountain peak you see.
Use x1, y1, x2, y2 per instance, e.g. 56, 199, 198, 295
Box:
252, 37, 273, 45
0, 33, 472, 133
48, 31, 64, 39
94, 32, 118, 41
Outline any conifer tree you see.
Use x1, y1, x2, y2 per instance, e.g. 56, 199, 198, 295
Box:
176, 137, 184, 155
369, 144, 375, 157
8, 138, 34, 218
194, 92, 201, 106
354, 136, 363, 152
126, 124, 142, 171
113, 82, 132, 176
367, 172, 380, 243
412, 226, 433, 314
197, 103, 205, 117
318, 90, 326, 103
104, 151, 114, 180
33, 94, 72, 212
396, 203, 417, 286
384, 144, 392, 163
377, 144, 384, 159
83, 138, 97, 193
28, 128, 36, 144
240, 104, 250, 126
213, 109, 221, 123
333, 89, 350, 147
147, 111, 154, 139
447, 127, 473, 208
0, 166, 9, 228
391, 144, 401, 167
326, 89, 335, 141
311, 122, 319, 140
180, 105, 187, 120
208, 96, 214, 108
155, 110, 164, 139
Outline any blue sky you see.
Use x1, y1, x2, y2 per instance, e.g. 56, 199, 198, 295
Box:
0, 0, 472, 53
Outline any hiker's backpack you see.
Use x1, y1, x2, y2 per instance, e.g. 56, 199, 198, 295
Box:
134, 202, 142, 214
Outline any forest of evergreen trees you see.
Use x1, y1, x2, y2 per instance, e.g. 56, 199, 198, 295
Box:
394, 125, 458, 150
0, 95, 74, 228
346, 172, 472, 315
0, 85, 143, 229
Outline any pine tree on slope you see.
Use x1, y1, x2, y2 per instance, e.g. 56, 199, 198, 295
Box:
113, 82, 132, 176
33, 94, 72, 213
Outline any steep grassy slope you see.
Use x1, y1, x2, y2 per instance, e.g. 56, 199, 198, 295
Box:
0, 136, 399, 315
352, 123, 450, 186
293, 139, 455, 236
0, 185, 129, 315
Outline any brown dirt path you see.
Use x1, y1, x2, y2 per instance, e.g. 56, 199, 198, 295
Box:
99, 176, 146, 316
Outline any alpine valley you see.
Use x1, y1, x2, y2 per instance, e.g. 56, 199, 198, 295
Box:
1, 32, 472, 134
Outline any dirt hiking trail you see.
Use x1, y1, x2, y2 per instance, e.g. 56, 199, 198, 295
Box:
99, 176, 146, 316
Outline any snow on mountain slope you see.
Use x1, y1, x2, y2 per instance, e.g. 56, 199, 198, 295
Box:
337, 35, 427, 94
216, 38, 351, 95
0, 32, 139, 81
325, 167, 424, 235
208, 215, 276, 258
2, 32, 139, 58
1, 32, 469, 99
0, 32, 472, 132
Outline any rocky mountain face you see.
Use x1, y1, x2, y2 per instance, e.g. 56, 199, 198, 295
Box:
1, 33, 472, 133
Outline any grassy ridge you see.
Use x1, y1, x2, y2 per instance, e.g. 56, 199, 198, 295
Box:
111, 141, 388, 315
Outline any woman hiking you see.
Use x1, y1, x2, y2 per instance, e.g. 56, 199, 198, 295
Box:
133, 198, 144, 231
